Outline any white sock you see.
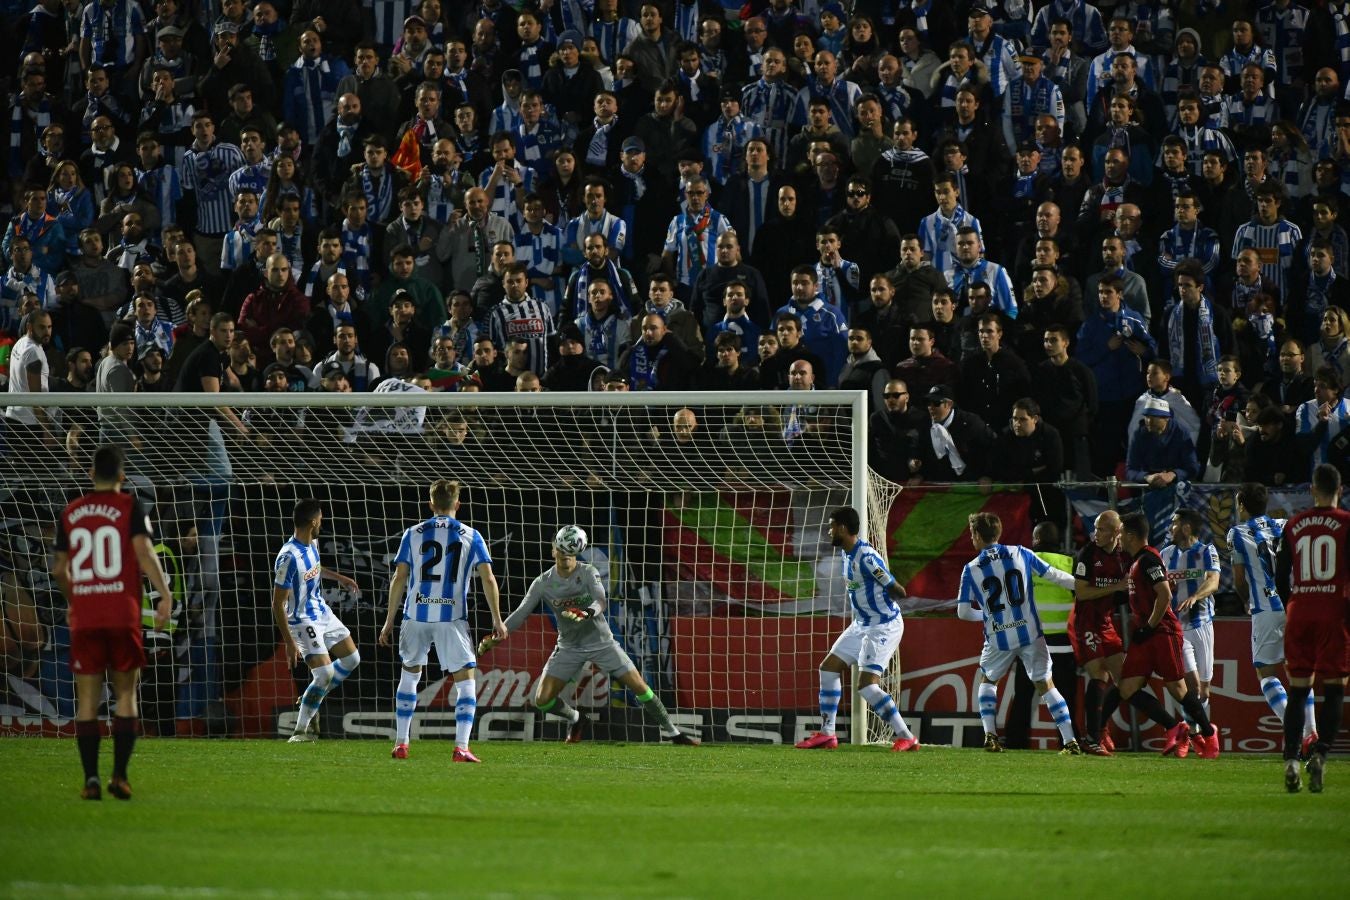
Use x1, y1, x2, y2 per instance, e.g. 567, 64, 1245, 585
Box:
330, 650, 360, 691
1305, 691, 1317, 738
295, 663, 334, 732
1042, 687, 1076, 744
1261, 676, 1288, 720
454, 678, 477, 750
859, 683, 914, 741
395, 668, 420, 745
818, 670, 842, 736
978, 682, 998, 735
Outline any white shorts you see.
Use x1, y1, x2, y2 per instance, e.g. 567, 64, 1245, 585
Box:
1252, 609, 1286, 668
289, 611, 351, 659
980, 637, 1052, 684
829, 617, 904, 673
1182, 622, 1215, 682
399, 619, 476, 672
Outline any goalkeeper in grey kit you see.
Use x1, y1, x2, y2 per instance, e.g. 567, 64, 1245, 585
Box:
478, 525, 699, 745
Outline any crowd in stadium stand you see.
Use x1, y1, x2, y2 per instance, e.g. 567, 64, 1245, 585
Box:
3, 0, 1350, 487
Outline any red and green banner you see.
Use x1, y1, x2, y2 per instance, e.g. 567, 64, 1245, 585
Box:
661, 486, 1032, 608
885, 486, 1032, 603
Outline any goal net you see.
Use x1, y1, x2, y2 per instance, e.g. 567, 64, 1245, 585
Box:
1, 389, 896, 745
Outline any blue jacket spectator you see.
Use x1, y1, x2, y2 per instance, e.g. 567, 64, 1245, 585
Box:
777, 272, 848, 387
1075, 278, 1155, 404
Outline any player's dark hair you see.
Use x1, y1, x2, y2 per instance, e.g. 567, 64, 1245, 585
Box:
1120, 512, 1149, 541
1237, 482, 1268, 516
829, 506, 861, 536
1312, 463, 1342, 498
1173, 509, 1204, 539
91, 444, 125, 483
293, 499, 323, 528
969, 512, 1002, 543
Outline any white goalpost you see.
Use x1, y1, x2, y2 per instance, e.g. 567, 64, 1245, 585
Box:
2, 388, 899, 745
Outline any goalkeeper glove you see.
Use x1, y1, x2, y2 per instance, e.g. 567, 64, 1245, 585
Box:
560, 606, 594, 622
1131, 624, 1156, 644
476, 637, 499, 656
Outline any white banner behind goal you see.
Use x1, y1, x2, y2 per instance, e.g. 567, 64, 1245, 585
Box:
0, 390, 908, 745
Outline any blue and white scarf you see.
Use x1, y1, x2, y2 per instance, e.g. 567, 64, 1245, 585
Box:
627, 338, 669, 391
340, 221, 372, 290
254, 18, 286, 62
587, 117, 615, 168
360, 166, 394, 223
570, 259, 632, 318
10, 96, 50, 177
519, 41, 546, 88
1167, 296, 1220, 385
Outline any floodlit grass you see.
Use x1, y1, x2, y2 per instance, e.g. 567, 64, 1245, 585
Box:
2, 739, 1348, 899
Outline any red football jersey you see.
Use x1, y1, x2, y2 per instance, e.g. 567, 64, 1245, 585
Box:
1073, 542, 1131, 612
1127, 546, 1181, 633
55, 490, 150, 630
1282, 506, 1350, 617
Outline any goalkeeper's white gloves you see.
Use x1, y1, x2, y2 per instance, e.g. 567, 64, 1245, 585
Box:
560, 606, 594, 622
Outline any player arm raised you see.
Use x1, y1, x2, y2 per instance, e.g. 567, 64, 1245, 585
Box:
271, 585, 301, 667
132, 535, 175, 630
378, 562, 410, 647
561, 565, 610, 621
1034, 563, 1077, 592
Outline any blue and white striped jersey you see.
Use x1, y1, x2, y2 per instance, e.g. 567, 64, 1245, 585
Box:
959, 543, 1074, 651
182, 141, 245, 236
565, 210, 628, 257
1231, 219, 1302, 301
273, 537, 331, 625
394, 515, 492, 623
1160, 540, 1220, 630
1295, 397, 1350, 476
228, 161, 272, 202
843, 539, 899, 626
918, 206, 981, 275
1226, 516, 1286, 614
79, 0, 144, 69
371, 0, 418, 48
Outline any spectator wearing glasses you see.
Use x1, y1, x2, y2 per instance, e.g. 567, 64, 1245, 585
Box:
824, 175, 901, 287
908, 384, 996, 484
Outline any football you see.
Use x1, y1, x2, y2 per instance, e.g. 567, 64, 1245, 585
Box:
553, 525, 588, 556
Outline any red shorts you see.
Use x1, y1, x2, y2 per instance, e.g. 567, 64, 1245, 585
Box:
1121, 627, 1186, 683
69, 626, 145, 675
1285, 612, 1349, 680
1070, 604, 1125, 661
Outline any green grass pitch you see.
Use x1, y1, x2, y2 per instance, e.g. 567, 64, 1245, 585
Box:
2, 739, 1348, 899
